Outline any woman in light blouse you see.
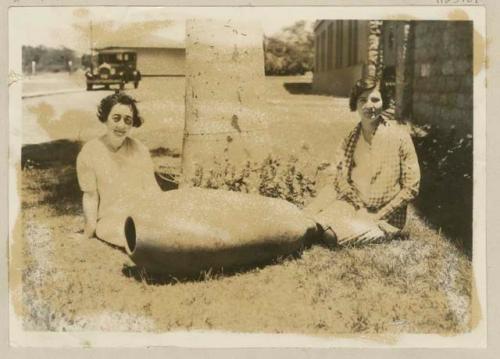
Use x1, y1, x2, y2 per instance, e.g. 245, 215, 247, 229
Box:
77, 92, 160, 247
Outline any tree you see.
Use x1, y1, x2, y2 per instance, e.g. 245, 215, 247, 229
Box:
22, 45, 79, 73
263, 21, 314, 76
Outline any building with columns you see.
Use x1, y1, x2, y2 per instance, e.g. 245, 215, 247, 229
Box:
312, 20, 397, 97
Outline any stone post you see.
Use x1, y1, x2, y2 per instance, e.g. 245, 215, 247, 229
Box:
181, 19, 271, 185
367, 20, 383, 80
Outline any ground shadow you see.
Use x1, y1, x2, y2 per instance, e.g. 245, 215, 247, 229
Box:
283, 82, 314, 95
22, 139, 82, 170
155, 172, 179, 191
121, 248, 308, 286
22, 140, 83, 216
150, 146, 181, 158
121, 234, 412, 287
87, 86, 124, 92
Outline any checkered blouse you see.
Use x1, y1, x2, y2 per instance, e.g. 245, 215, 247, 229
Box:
334, 118, 420, 229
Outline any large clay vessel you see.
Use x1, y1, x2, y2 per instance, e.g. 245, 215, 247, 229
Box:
124, 188, 317, 277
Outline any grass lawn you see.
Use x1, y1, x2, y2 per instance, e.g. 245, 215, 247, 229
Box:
17, 157, 473, 336
14, 75, 474, 336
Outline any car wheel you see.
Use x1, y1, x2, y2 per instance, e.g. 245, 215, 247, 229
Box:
86, 83, 92, 91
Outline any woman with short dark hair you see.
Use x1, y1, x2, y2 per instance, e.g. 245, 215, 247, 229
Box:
305, 77, 420, 246
96, 92, 143, 127
76, 92, 160, 247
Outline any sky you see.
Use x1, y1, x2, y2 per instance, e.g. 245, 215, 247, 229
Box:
11, 7, 314, 54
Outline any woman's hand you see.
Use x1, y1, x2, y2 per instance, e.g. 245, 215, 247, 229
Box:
82, 191, 99, 240
377, 221, 400, 237
83, 223, 97, 239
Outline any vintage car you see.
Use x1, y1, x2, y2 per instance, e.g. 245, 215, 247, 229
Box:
85, 49, 141, 91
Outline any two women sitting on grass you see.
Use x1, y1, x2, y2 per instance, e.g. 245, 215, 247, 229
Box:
76, 76, 420, 249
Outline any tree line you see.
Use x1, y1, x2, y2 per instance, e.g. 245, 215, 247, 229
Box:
22, 45, 81, 74
263, 21, 314, 76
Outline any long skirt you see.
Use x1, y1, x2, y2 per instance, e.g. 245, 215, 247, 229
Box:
303, 185, 399, 246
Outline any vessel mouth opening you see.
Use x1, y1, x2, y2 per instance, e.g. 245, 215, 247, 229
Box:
125, 216, 136, 255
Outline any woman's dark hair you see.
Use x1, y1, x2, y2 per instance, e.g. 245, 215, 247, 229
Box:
349, 77, 391, 112
97, 92, 143, 127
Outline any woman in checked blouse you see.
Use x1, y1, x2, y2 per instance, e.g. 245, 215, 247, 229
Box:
305, 77, 421, 247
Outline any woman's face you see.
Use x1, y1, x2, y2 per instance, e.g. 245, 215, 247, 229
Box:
357, 88, 383, 123
105, 103, 134, 144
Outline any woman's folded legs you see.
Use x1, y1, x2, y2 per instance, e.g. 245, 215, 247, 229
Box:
304, 199, 402, 248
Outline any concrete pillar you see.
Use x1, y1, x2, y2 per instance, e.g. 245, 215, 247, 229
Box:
181, 19, 271, 184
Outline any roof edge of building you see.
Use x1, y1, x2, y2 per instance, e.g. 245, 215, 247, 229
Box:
314, 20, 325, 31
96, 46, 186, 51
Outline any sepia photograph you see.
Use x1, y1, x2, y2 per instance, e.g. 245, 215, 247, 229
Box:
7, 5, 486, 347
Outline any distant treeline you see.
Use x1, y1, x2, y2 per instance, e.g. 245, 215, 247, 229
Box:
22, 45, 81, 74
264, 21, 314, 76
23, 21, 314, 76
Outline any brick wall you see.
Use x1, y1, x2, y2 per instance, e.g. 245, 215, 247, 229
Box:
408, 21, 473, 254
410, 21, 473, 135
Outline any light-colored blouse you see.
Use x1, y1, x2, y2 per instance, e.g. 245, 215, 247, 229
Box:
334, 119, 420, 229
76, 136, 160, 246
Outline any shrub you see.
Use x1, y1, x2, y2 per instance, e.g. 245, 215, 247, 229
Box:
412, 123, 473, 255
190, 156, 320, 208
